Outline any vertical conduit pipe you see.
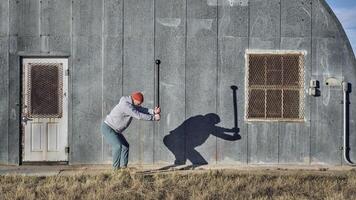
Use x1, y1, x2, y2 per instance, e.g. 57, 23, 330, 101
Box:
343, 81, 356, 166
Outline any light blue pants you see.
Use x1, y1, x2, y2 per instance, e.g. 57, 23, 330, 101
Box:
101, 122, 129, 169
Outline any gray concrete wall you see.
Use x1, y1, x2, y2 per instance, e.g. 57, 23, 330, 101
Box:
0, 0, 355, 166
0, 0, 9, 164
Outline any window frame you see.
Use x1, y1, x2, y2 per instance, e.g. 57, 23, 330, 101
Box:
244, 50, 306, 123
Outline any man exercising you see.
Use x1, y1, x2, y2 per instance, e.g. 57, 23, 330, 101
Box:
101, 91, 160, 169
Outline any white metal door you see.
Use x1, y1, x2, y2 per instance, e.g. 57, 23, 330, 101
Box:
22, 58, 68, 162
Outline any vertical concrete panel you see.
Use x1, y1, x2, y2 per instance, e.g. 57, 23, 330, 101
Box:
218, 0, 248, 38
102, 0, 123, 163
311, 0, 344, 165
186, 0, 217, 165
72, 1, 101, 36
0, 0, 8, 37
279, 38, 311, 164
9, 0, 17, 36
8, 52, 19, 165
123, 0, 154, 164
18, 0, 39, 37
49, 0, 71, 53
72, 0, 103, 164
279, 0, 312, 164
279, 122, 310, 164
0, 39, 8, 164
216, 0, 248, 164
40, 0, 71, 53
155, 0, 186, 164
17, 0, 40, 52
44, 0, 71, 35
16, 0, 40, 52
0, 5, 9, 162
40, 0, 49, 53
248, 124, 279, 163
311, 37, 344, 165
0, 0, 9, 164
281, 0, 311, 37
312, 0, 341, 38
8, 0, 19, 165
248, 0, 280, 164
249, 0, 280, 49
39, 0, 72, 163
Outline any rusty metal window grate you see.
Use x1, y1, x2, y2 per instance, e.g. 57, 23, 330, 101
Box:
245, 53, 305, 122
27, 63, 63, 118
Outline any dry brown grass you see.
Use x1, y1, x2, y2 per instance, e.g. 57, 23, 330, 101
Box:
1, 169, 356, 200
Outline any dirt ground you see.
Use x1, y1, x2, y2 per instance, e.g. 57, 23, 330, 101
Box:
1, 164, 356, 199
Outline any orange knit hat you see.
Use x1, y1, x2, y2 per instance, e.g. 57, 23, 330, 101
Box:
131, 91, 144, 103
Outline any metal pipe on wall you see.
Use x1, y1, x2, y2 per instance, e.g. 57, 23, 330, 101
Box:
343, 81, 356, 166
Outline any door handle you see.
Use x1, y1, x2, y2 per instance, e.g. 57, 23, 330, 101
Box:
22, 116, 33, 125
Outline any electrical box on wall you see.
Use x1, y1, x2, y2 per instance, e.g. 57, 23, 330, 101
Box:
308, 79, 320, 96
308, 88, 317, 96
310, 80, 318, 88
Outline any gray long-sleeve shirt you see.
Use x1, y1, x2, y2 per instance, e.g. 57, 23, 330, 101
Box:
104, 96, 154, 133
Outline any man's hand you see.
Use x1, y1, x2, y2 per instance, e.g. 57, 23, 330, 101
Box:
154, 106, 161, 114
154, 114, 161, 121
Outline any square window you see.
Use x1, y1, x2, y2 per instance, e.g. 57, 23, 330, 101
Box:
245, 52, 304, 122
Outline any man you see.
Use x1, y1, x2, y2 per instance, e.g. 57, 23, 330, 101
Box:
101, 91, 160, 169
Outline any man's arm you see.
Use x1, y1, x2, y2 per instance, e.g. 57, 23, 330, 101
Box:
125, 102, 155, 121
135, 106, 155, 115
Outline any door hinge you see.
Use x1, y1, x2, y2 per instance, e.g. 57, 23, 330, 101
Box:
65, 146, 70, 153
65, 69, 70, 76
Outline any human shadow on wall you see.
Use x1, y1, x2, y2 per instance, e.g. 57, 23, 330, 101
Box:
163, 113, 240, 168
162, 86, 241, 169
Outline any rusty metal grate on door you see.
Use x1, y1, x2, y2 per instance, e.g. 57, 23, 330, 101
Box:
27, 63, 63, 118
245, 53, 304, 122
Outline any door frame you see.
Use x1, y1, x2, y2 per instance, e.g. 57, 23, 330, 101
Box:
19, 55, 71, 165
